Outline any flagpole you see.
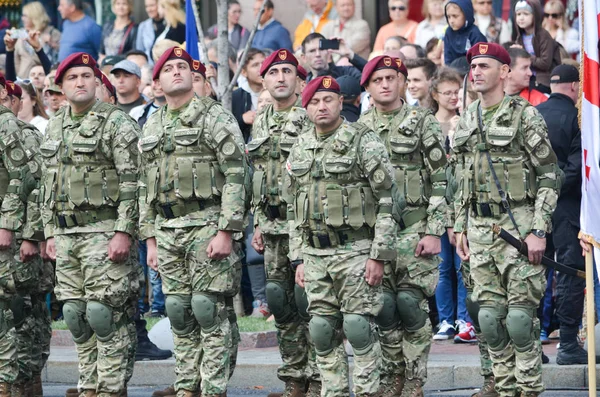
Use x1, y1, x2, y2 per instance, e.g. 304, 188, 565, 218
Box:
586, 244, 597, 396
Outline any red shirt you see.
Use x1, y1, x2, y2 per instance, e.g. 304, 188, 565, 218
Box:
519, 88, 548, 106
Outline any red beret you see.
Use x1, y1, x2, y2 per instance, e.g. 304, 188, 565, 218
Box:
55, 52, 97, 84
297, 65, 308, 81
93, 67, 101, 80
467, 42, 511, 66
100, 72, 116, 98
260, 49, 298, 77
153, 47, 193, 80
302, 76, 340, 108
191, 59, 207, 78
6, 81, 21, 99
360, 55, 407, 86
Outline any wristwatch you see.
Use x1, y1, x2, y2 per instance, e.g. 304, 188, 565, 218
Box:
531, 229, 546, 239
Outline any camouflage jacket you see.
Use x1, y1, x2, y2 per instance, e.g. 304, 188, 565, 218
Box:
451, 96, 560, 234
40, 101, 140, 238
286, 121, 398, 262
248, 103, 311, 235
138, 95, 247, 239
359, 105, 449, 237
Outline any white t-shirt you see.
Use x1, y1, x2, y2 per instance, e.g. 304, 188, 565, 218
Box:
30, 116, 49, 134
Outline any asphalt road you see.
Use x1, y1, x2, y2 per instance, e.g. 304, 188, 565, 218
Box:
42, 384, 597, 397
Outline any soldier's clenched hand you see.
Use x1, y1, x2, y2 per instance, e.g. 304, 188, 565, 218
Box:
295, 263, 305, 288
20, 240, 39, 262
39, 241, 50, 261
108, 232, 132, 263
146, 238, 158, 271
207, 230, 233, 260
456, 232, 470, 261
251, 227, 265, 254
0, 229, 13, 250
46, 238, 56, 261
415, 235, 441, 257
524, 233, 546, 265
365, 259, 384, 286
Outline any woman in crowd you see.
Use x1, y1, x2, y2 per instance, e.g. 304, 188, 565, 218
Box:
155, 0, 186, 44
542, 0, 579, 57
17, 80, 49, 134
100, 0, 138, 59
426, 37, 443, 66
207, 0, 250, 52
374, 0, 418, 51
415, 0, 447, 49
14, 1, 60, 78
383, 35, 406, 53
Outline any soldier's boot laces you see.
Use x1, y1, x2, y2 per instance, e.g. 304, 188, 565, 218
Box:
471, 375, 499, 397
267, 380, 306, 397
304, 381, 321, 397
32, 375, 42, 397
400, 379, 424, 397
379, 374, 405, 396
0, 382, 10, 397
151, 385, 176, 397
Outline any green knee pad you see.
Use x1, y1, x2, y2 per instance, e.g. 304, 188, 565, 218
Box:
191, 293, 220, 333
86, 301, 115, 342
165, 295, 197, 336
63, 300, 93, 344
375, 290, 400, 331
343, 314, 374, 356
309, 315, 342, 356
478, 305, 509, 351
396, 288, 428, 332
10, 294, 26, 328
506, 306, 535, 352
266, 281, 294, 324
294, 284, 310, 323
465, 293, 481, 331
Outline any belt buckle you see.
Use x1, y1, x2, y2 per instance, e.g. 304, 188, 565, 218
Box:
160, 204, 175, 219
57, 215, 67, 228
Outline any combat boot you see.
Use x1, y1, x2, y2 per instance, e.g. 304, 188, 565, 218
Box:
32, 375, 42, 397
557, 326, 589, 365
379, 374, 405, 396
304, 381, 321, 397
65, 387, 79, 397
471, 375, 499, 397
0, 382, 10, 397
267, 380, 305, 397
400, 379, 423, 397
152, 385, 176, 397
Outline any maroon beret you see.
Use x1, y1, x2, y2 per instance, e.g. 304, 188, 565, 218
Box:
361, 55, 407, 86
93, 67, 102, 80
191, 59, 207, 78
0, 73, 6, 89
153, 46, 193, 80
260, 49, 298, 77
297, 65, 308, 81
6, 81, 21, 99
101, 72, 116, 98
55, 52, 97, 84
467, 42, 511, 66
302, 76, 341, 108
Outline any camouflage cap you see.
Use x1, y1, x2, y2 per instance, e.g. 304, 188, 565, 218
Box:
43, 76, 63, 94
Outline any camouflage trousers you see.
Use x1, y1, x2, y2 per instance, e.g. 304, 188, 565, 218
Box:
378, 220, 439, 387
263, 234, 318, 384
468, 205, 546, 396
460, 260, 493, 378
304, 247, 383, 397
0, 243, 21, 385
156, 224, 239, 395
55, 232, 137, 396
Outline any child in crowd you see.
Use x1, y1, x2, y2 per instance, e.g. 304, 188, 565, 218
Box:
473, 0, 511, 44
512, 0, 561, 89
443, 0, 487, 65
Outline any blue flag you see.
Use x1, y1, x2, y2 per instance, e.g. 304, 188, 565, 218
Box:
185, 0, 200, 60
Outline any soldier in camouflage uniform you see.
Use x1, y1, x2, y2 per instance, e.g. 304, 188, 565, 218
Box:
452, 43, 561, 397
40, 52, 140, 397
359, 56, 448, 397
248, 49, 318, 397
287, 76, 400, 397
138, 47, 247, 397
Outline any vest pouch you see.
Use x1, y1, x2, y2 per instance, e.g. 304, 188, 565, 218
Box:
72, 137, 99, 154
323, 156, 355, 174
39, 140, 61, 159
246, 137, 270, 159
212, 162, 225, 195
325, 189, 344, 228
394, 168, 405, 201
461, 163, 472, 205
104, 170, 119, 202
140, 135, 161, 159
389, 135, 419, 155
289, 161, 312, 178
69, 169, 86, 206
362, 187, 376, 227
295, 191, 308, 226
146, 167, 159, 202
43, 170, 56, 207
194, 162, 212, 199
173, 129, 200, 146
488, 163, 506, 204
406, 170, 422, 205
252, 170, 266, 208
453, 127, 477, 148
176, 159, 194, 200
524, 162, 537, 199
346, 187, 364, 229
488, 127, 518, 147
87, 171, 104, 207
506, 163, 526, 202
279, 133, 297, 154
454, 164, 464, 204
420, 169, 431, 201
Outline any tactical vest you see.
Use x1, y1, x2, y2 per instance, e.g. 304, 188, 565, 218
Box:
247, 105, 303, 221
40, 103, 132, 220
288, 123, 377, 245
453, 98, 540, 216
139, 97, 227, 215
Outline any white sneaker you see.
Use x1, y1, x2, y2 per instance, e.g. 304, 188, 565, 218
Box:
433, 320, 456, 340
456, 319, 469, 333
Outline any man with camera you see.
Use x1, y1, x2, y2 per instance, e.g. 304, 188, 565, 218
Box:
300, 33, 362, 83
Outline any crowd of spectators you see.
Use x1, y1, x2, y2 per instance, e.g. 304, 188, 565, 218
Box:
0, 0, 584, 335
